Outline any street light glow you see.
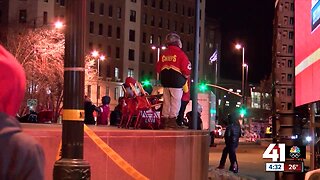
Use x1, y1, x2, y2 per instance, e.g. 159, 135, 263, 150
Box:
100, 55, 105, 61
54, 21, 63, 29
91, 50, 99, 57
235, 44, 242, 49
151, 46, 156, 50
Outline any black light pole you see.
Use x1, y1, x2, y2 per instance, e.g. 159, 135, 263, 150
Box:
192, 0, 200, 130
53, 0, 90, 179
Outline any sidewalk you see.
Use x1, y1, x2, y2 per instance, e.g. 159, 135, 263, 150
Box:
215, 137, 272, 146
208, 166, 256, 180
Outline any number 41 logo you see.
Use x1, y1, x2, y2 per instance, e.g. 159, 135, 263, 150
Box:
263, 143, 285, 162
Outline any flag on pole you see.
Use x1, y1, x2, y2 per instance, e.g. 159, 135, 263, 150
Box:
209, 49, 218, 64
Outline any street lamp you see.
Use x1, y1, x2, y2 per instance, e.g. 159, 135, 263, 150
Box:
91, 50, 105, 105
235, 43, 245, 105
243, 63, 249, 105
151, 45, 166, 80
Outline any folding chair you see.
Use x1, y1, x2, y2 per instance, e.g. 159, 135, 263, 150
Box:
118, 81, 161, 129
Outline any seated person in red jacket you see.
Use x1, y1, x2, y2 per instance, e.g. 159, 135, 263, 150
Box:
97, 95, 111, 125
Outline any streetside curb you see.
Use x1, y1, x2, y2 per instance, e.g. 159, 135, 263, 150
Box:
208, 166, 256, 180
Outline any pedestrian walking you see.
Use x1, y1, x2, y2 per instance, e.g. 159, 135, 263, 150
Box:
217, 112, 241, 173
97, 95, 111, 125
0, 45, 45, 179
156, 32, 192, 129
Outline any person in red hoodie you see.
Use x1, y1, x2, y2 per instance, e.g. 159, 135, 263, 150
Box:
97, 95, 111, 125
156, 32, 192, 129
0, 45, 45, 179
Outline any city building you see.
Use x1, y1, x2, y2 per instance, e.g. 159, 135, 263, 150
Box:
272, 0, 295, 114
1, 0, 210, 108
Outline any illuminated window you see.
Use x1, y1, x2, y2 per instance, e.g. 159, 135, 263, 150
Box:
128, 68, 134, 77
115, 67, 119, 79
149, 34, 154, 44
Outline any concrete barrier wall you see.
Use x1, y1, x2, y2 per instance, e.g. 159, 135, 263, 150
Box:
22, 124, 210, 180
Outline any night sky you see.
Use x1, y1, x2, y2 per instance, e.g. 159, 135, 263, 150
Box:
205, 0, 275, 84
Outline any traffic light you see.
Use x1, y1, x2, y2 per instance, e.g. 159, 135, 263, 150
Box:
210, 108, 216, 114
199, 83, 208, 92
239, 107, 247, 118
141, 79, 151, 87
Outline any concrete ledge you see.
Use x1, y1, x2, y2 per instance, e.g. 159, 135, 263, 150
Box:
22, 123, 210, 180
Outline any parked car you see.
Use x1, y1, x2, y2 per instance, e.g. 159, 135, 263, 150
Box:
214, 125, 225, 138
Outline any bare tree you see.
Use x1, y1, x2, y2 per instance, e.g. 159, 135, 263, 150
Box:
4, 26, 64, 122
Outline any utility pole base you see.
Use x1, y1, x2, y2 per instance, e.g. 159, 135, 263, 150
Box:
53, 159, 90, 180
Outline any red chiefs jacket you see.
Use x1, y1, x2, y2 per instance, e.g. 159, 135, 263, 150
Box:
156, 45, 191, 88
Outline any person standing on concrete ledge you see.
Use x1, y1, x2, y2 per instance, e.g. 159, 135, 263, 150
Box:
156, 32, 192, 129
0, 45, 45, 180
